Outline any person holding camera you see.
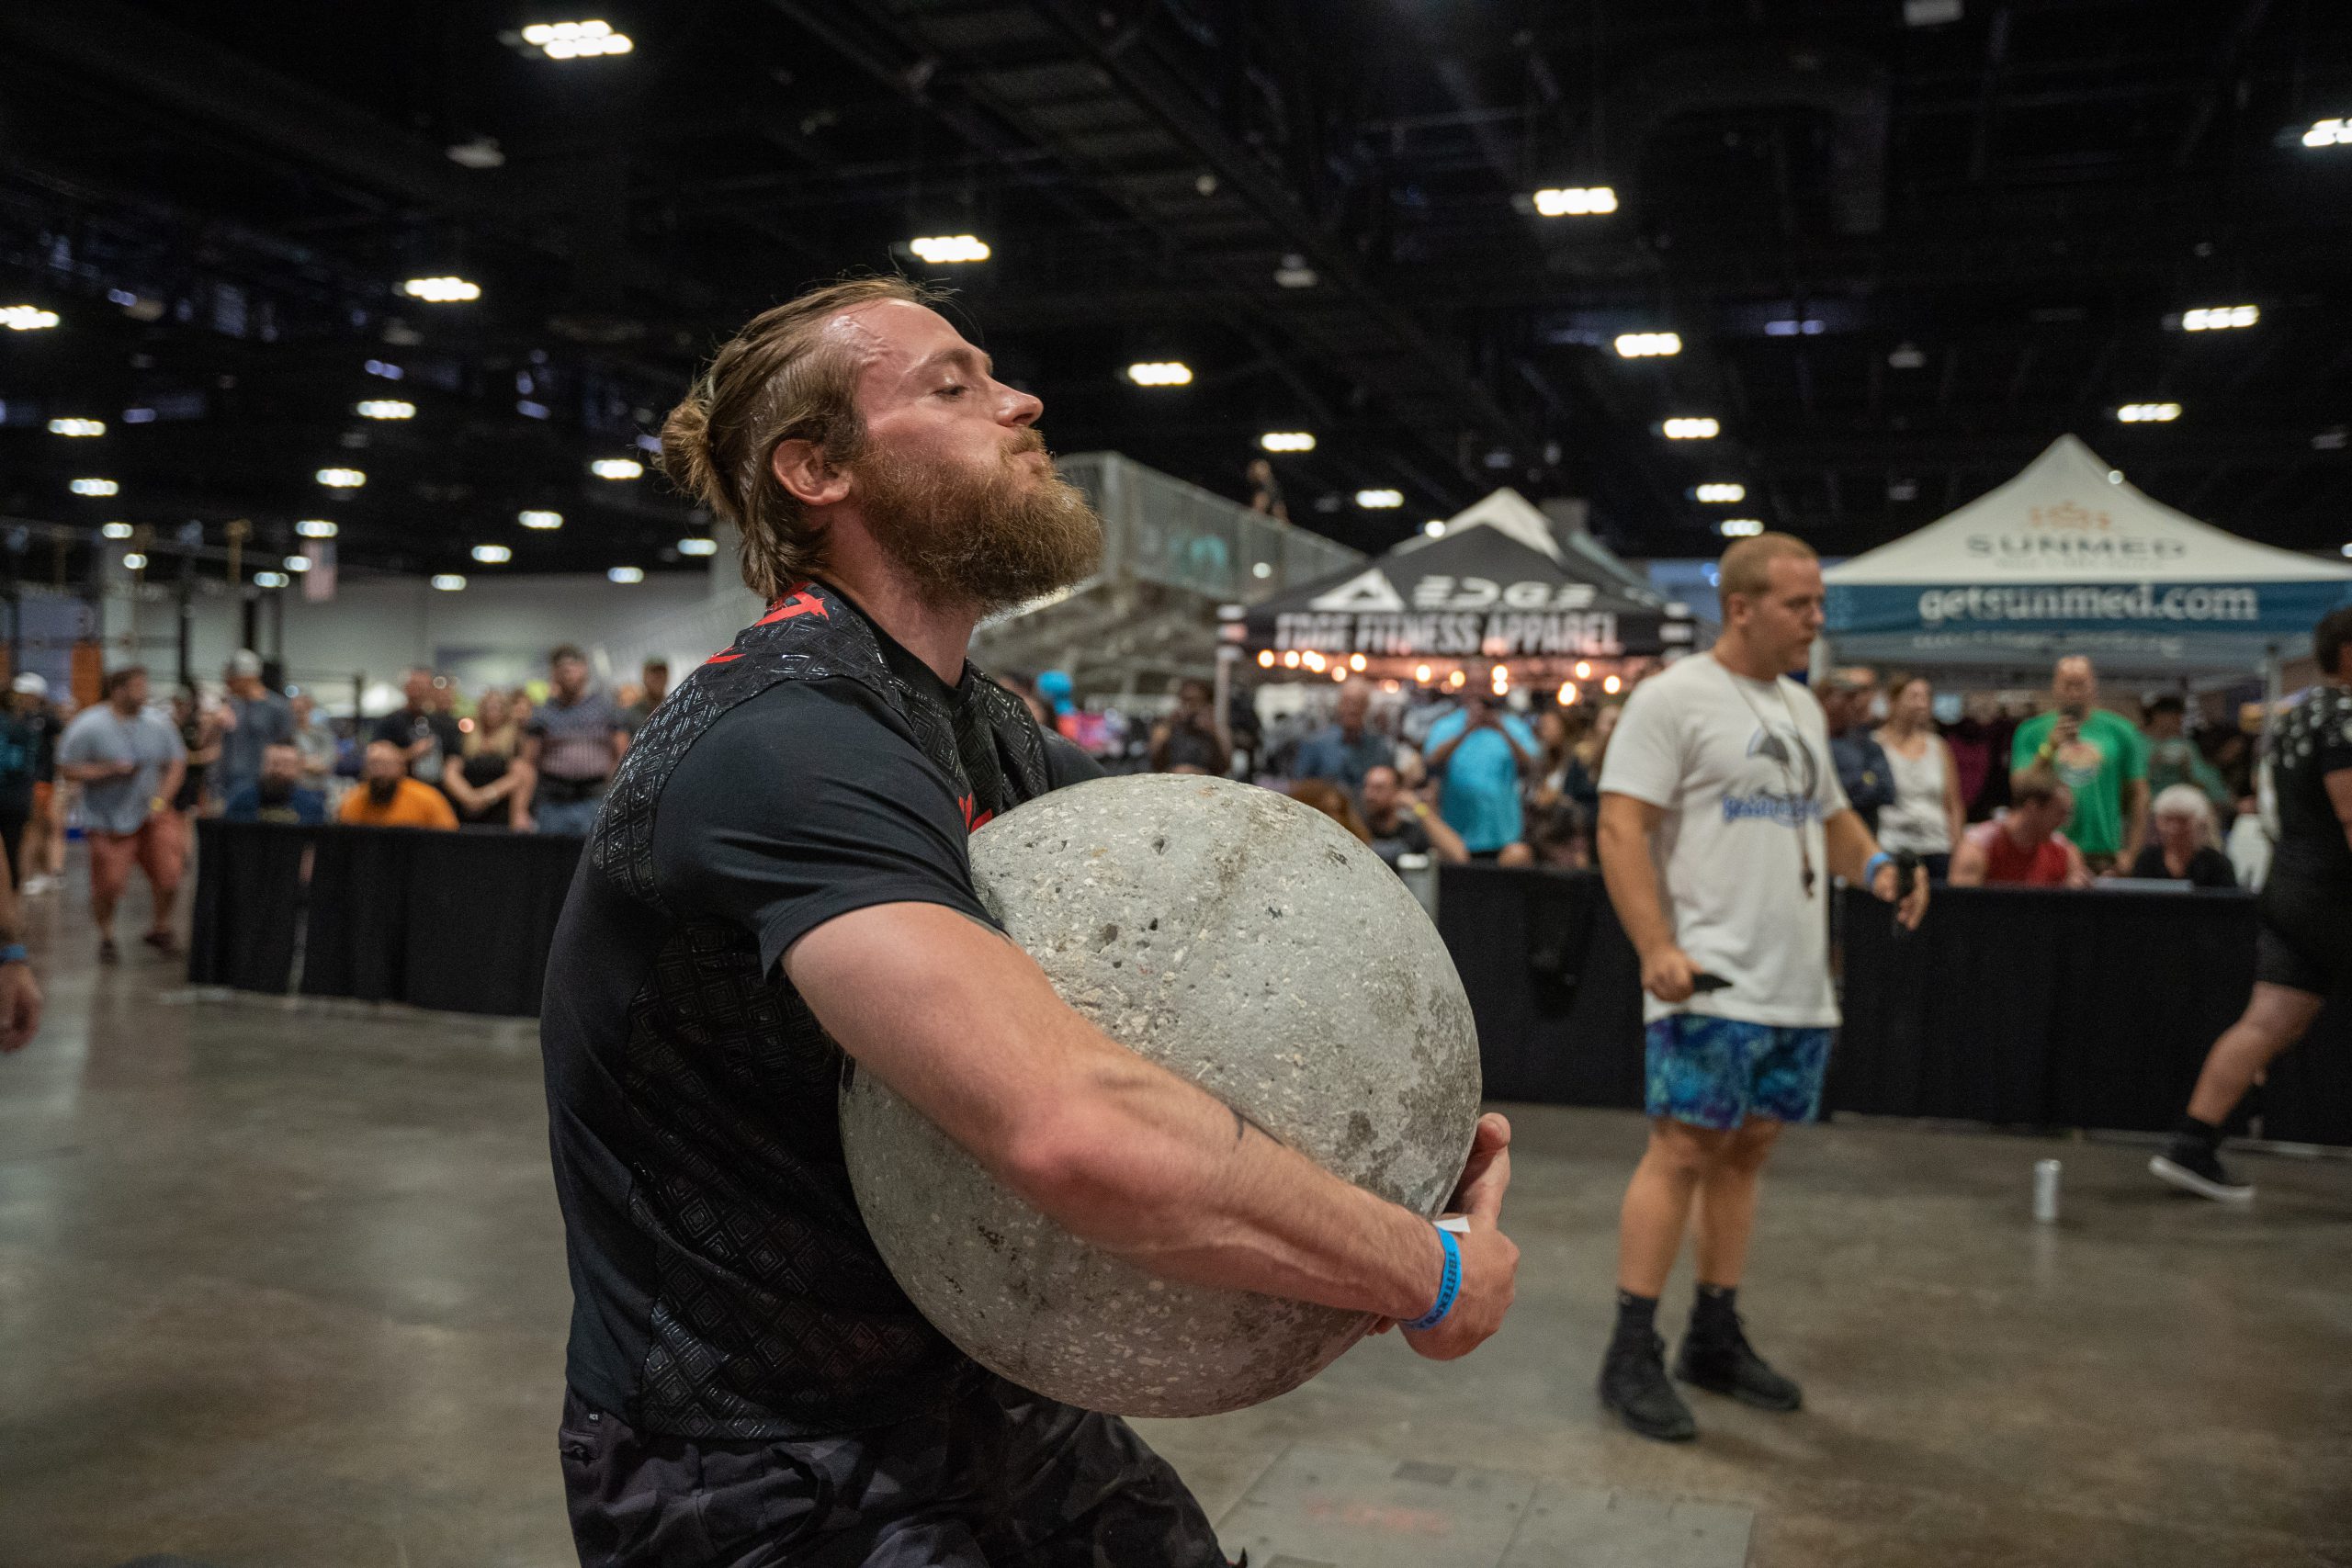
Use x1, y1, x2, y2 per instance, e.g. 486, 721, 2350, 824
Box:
1422, 682, 1539, 863
2008, 656, 2148, 874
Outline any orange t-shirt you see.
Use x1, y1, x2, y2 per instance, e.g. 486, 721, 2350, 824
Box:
337, 777, 458, 830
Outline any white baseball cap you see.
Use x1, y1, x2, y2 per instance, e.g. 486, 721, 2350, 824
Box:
10, 672, 46, 697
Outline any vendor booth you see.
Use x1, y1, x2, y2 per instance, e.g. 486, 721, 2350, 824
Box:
1228, 488, 1702, 694
1825, 434, 2352, 676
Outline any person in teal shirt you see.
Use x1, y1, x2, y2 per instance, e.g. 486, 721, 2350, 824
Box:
2009, 655, 2149, 868
1422, 690, 1539, 857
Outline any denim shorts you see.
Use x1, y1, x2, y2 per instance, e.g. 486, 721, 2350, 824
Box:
1645, 1014, 1834, 1131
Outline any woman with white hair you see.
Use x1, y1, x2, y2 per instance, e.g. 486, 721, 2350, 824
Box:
2127, 783, 2238, 887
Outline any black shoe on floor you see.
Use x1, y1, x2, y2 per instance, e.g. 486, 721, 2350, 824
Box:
2150, 1145, 2254, 1203
1599, 1332, 1696, 1442
1675, 1314, 1803, 1412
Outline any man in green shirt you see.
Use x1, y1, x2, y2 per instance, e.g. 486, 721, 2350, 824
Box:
2010, 655, 2149, 870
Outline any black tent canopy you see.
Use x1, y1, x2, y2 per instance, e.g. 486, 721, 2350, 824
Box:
1231, 493, 1700, 679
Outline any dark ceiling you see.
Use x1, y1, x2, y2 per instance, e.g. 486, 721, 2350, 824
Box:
0, 0, 2346, 583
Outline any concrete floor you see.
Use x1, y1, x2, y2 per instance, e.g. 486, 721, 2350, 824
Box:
2, 866, 2349, 1568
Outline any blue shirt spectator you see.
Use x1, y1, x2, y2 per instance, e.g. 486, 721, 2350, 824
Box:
1292, 687, 1392, 789
1423, 696, 1539, 854
221, 743, 327, 825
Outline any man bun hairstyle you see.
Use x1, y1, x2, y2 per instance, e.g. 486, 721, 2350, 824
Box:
660, 275, 941, 602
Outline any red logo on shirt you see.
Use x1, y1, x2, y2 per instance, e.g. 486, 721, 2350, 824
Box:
958, 795, 994, 834
755, 588, 828, 626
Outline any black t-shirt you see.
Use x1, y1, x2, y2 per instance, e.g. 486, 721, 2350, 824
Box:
0, 711, 43, 814
370, 707, 463, 785
540, 586, 1084, 1440
2268, 682, 2352, 886
1364, 809, 1432, 870
2126, 842, 2238, 889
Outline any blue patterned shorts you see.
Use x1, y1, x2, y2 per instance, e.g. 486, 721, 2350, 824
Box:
1645, 1014, 1834, 1131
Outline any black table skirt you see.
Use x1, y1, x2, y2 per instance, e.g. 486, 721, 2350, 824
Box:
1437, 863, 2352, 1146
191, 819, 584, 1017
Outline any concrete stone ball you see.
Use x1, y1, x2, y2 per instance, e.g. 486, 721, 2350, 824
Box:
840, 773, 1482, 1417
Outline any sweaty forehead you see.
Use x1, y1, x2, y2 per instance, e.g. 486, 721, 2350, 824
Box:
830, 299, 975, 389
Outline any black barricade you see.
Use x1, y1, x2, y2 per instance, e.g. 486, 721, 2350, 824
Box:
1437, 864, 2352, 1146
192, 819, 584, 1017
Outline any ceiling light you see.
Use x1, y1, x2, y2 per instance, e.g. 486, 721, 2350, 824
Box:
519, 510, 564, 529
908, 234, 990, 265
355, 400, 415, 420
316, 468, 366, 487
1720, 518, 1765, 537
1764, 318, 1826, 337
2181, 305, 2259, 332
1613, 332, 1681, 358
516, 400, 550, 420
1422, 519, 1446, 537
400, 276, 481, 303
590, 458, 644, 479
121, 552, 147, 570
1905, 0, 1963, 22
524, 19, 635, 58
1272, 254, 1318, 288
1888, 342, 1927, 369
607, 566, 645, 584
1, 306, 59, 331
447, 136, 505, 169
677, 537, 718, 557
2108, 469, 2125, 484
296, 519, 338, 538
1251, 560, 1272, 578
1125, 361, 1193, 387
2341, 543, 2352, 558
1259, 431, 1316, 452
364, 359, 403, 380
1356, 489, 1404, 509
471, 544, 513, 564
1888, 479, 1919, 501
2301, 118, 2352, 149
2115, 402, 2181, 423
102, 522, 134, 540
431, 574, 467, 592
48, 418, 105, 436
285, 556, 311, 572
1662, 417, 1720, 440
69, 479, 118, 496
122, 407, 157, 423
254, 570, 289, 589
1694, 482, 1746, 503
1532, 186, 1618, 217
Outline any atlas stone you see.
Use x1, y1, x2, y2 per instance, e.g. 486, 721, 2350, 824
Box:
841, 773, 1483, 1417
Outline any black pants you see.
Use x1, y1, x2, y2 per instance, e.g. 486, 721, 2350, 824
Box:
560, 1380, 1227, 1567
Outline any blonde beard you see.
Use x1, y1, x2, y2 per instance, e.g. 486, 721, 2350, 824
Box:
853, 436, 1105, 617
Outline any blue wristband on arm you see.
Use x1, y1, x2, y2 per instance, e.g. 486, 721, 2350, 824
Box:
1863, 851, 1893, 887
1404, 1224, 1463, 1332
0, 943, 27, 965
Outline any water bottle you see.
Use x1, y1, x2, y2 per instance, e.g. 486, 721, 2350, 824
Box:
2032, 1159, 2062, 1224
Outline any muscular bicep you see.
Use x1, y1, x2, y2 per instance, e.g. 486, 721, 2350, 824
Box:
784, 902, 1150, 1185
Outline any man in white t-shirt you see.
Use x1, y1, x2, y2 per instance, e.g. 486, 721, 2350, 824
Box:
1593, 533, 1927, 1443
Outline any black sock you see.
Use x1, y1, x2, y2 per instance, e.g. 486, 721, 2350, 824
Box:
1692, 1282, 1738, 1331
1612, 1289, 1658, 1344
2173, 1114, 2223, 1155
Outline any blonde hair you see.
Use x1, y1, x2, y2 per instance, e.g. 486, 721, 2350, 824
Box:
1718, 531, 1818, 601
660, 276, 941, 601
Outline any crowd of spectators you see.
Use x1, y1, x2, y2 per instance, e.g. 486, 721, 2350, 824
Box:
995, 648, 2275, 900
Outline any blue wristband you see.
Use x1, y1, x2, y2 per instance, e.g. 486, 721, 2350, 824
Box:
0, 943, 26, 965
1863, 851, 1893, 888
1404, 1224, 1463, 1333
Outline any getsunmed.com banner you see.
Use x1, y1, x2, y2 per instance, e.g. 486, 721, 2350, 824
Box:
1916, 583, 2260, 627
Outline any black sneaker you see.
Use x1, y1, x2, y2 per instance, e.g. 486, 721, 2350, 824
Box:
2150, 1145, 2254, 1203
1675, 1314, 1803, 1412
1599, 1332, 1696, 1442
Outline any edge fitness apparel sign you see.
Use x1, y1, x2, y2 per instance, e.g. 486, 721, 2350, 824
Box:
1272, 569, 1629, 658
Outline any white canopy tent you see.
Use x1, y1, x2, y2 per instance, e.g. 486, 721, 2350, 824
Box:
1824, 435, 2352, 678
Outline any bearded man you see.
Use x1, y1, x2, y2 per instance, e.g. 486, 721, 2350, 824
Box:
540, 278, 1519, 1568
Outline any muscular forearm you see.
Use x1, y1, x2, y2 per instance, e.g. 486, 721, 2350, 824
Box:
790, 906, 1449, 1324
